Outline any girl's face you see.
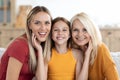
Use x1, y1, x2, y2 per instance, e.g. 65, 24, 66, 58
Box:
72, 19, 91, 47
52, 20, 70, 46
30, 12, 51, 42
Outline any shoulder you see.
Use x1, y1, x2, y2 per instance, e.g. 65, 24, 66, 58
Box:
4, 35, 29, 63
10, 35, 28, 47
97, 43, 112, 61
71, 48, 83, 62
97, 42, 110, 54
98, 43, 108, 50
7, 35, 29, 53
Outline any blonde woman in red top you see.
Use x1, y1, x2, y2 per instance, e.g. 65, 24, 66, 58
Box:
0, 6, 52, 80
70, 12, 119, 80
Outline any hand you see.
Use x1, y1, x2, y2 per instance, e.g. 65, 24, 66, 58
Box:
32, 33, 42, 51
85, 40, 93, 57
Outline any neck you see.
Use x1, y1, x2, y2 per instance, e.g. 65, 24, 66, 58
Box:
80, 45, 87, 53
55, 44, 68, 54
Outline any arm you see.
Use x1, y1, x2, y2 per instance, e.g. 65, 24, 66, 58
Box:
76, 53, 90, 80
35, 49, 47, 80
32, 33, 47, 80
101, 44, 119, 80
76, 40, 92, 80
6, 57, 22, 80
76, 52, 90, 80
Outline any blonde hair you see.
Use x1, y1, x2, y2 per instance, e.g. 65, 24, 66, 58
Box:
70, 12, 102, 65
26, 6, 52, 73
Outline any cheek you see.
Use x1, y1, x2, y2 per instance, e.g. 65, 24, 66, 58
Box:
72, 33, 76, 38
51, 32, 56, 39
86, 34, 91, 40
47, 26, 51, 31
30, 25, 38, 32
31, 28, 37, 34
52, 35, 56, 42
88, 37, 91, 41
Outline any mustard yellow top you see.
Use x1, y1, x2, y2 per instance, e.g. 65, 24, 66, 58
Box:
48, 48, 76, 80
89, 43, 119, 80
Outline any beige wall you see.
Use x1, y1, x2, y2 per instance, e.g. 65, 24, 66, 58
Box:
100, 28, 120, 52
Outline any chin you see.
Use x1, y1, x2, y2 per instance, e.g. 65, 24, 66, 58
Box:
39, 38, 47, 42
75, 42, 85, 46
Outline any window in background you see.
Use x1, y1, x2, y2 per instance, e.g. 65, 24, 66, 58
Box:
0, 0, 10, 24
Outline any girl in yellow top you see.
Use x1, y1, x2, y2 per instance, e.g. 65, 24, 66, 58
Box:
47, 17, 83, 80
36, 17, 92, 80
70, 12, 119, 80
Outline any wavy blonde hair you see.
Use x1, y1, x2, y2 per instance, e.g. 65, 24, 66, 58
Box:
70, 12, 102, 65
26, 6, 52, 73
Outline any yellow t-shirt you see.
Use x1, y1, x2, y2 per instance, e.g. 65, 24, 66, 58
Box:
89, 43, 119, 80
48, 48, 76, 80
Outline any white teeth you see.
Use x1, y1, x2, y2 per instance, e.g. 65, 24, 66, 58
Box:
39, 32, 46, 35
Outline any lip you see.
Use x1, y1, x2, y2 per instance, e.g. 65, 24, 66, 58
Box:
38, 32, 47, 37
76, 37, 85, 41
39, 32, 46, 35
57, 37, 63, 40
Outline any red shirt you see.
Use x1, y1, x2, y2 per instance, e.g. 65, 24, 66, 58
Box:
0, 35, 35, 80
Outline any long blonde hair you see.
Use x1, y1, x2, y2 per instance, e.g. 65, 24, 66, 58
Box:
25, 6, 52, 73
70, 12, 102, 65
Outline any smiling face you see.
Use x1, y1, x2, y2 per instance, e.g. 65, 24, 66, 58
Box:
71, 19, 91, 47
52, 20, 70, 46
29, 12, 51, 42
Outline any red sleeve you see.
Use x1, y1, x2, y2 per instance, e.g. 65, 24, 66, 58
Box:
7, 38, 29, 63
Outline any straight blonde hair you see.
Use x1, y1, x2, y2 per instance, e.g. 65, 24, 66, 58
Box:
26, 6, 52, 73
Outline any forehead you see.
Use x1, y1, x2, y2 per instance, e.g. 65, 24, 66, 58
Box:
72, 19, 84, 28
33, 12, 51, 21
54, 21, 69, 27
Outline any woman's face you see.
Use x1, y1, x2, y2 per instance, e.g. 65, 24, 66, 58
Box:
71, 19, 91, 47
29, 12, 51, 42
52, 20, 70, 46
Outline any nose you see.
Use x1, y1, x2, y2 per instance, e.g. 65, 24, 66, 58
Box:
40, 23, 46, 30
58, 30, 63, 35
78, 31, 84, 36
